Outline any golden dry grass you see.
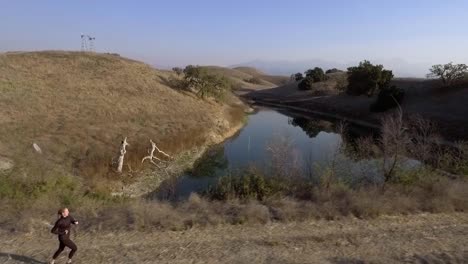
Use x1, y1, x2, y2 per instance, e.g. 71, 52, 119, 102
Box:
234, 66, 290, 86
200, 65, 288, 90
1, 213, 467, 263
0, 51, 244, 180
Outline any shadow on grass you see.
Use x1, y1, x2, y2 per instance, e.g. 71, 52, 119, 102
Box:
0, 253, 46, 264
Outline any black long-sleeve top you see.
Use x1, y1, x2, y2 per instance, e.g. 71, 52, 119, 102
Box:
51, 215, 78, 237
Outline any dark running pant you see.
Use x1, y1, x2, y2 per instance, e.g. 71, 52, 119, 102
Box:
53, 237, 77, 259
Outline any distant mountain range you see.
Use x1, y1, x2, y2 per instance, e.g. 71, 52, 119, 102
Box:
231, 58, 431, 78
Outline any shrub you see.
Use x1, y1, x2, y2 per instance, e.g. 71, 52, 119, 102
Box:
298, 76, 315, 90
183, 65, 231, 99
334, 73, 348, 91
370, 86, 405, 112
326, 68, 343, 74
206, 169, 285, 201
293, 72, 304, 81
305, 67, 328, 82
172, 67, 183, 76
347, 60, 393, 96
245, 77, 262, 84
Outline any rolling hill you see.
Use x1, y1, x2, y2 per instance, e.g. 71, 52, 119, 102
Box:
0, 51, 247, 181
233, 66, 289, 86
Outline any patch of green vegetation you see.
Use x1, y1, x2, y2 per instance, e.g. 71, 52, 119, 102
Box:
347, 60, 393, 96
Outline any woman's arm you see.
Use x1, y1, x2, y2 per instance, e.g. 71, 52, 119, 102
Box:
70, 215, 79, 225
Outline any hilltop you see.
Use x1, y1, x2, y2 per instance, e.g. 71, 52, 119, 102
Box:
233, 66, 289, 86
199, 66, 289, 92
0, 51, 248, 189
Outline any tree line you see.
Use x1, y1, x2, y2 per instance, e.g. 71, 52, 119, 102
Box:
290, 61, 467, 111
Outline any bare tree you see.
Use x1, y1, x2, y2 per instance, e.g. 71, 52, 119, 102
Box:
141, 139, 172, 168
266, 133, 302, 180
116, 137, 129, 173
379, 103, 410, 183
407, 115, 440, 163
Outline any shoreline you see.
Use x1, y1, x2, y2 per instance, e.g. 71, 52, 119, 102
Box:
244, 93, 466, 145
113, 105, 249, 197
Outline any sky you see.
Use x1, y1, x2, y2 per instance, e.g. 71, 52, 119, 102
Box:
1, 0, 468, 76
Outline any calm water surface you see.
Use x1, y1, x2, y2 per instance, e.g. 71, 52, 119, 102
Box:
153, 108, 394, 200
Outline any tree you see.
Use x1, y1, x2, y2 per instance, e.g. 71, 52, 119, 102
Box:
298, 76, 314, 90
304, 67, 327, 82
346, 60, 393, 96
172, 67, 183, 76
370, 86, 405, 112
183, 65, 230, 99
427, 62, 468, 86
293, 72, 304, 81
325, 68, 343, 74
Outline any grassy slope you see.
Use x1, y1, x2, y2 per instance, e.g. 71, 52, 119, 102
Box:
201, 66, 275, 89
201, 66, 289, 91
233, 66, 290, 86
0, 51, 244, 179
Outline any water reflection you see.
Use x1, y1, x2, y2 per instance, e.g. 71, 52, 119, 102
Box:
191, 145, 228, 178
153, 109, 385, 200
288, 117, 334, 138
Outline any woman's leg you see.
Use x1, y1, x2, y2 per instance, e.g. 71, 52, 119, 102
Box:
63, 238, 78, 259
52, 240, 65, 259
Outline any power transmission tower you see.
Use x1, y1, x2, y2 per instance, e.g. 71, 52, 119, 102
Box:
88, 36, 95, 52
80, 34, 95, 52
80, 34, 87, 51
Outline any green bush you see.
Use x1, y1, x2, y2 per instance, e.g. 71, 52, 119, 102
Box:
183, 65, 231, 99
325, 68, 343, 74
298, 76, 315, 90
207, 170, 278, 201
305, 67, 328, 82
370, 86, 405, 112
293, 72, 304, 81
347, 60, 393, 96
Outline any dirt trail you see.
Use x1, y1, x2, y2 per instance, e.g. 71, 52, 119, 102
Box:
0, 213, 467, 263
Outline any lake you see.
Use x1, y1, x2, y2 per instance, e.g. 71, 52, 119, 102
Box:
151, 108, 417, 200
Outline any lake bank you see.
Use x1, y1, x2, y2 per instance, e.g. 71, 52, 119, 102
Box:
243, 84, 468, 142
113, 102, 250, 197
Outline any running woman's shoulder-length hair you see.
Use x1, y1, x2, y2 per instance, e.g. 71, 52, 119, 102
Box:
57, 207, 67, 216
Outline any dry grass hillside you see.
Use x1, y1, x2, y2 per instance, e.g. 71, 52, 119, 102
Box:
201, 66, 288, 92
201, 66, 274, 89
247, 71, 348, 98
0, 51, 245, 183
233, 66, 290, 86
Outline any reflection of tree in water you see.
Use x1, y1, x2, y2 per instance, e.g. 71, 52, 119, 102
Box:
191, 145, 228, 177
288, 117, 335, 138
288, 116, 375, 143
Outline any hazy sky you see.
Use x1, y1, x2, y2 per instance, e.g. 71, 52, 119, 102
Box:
2, 0, 468, 74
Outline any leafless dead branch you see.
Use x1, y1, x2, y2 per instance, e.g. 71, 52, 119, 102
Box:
142, 139, 173, 168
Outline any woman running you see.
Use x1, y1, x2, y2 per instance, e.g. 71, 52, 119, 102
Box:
50, 208, 79, 264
